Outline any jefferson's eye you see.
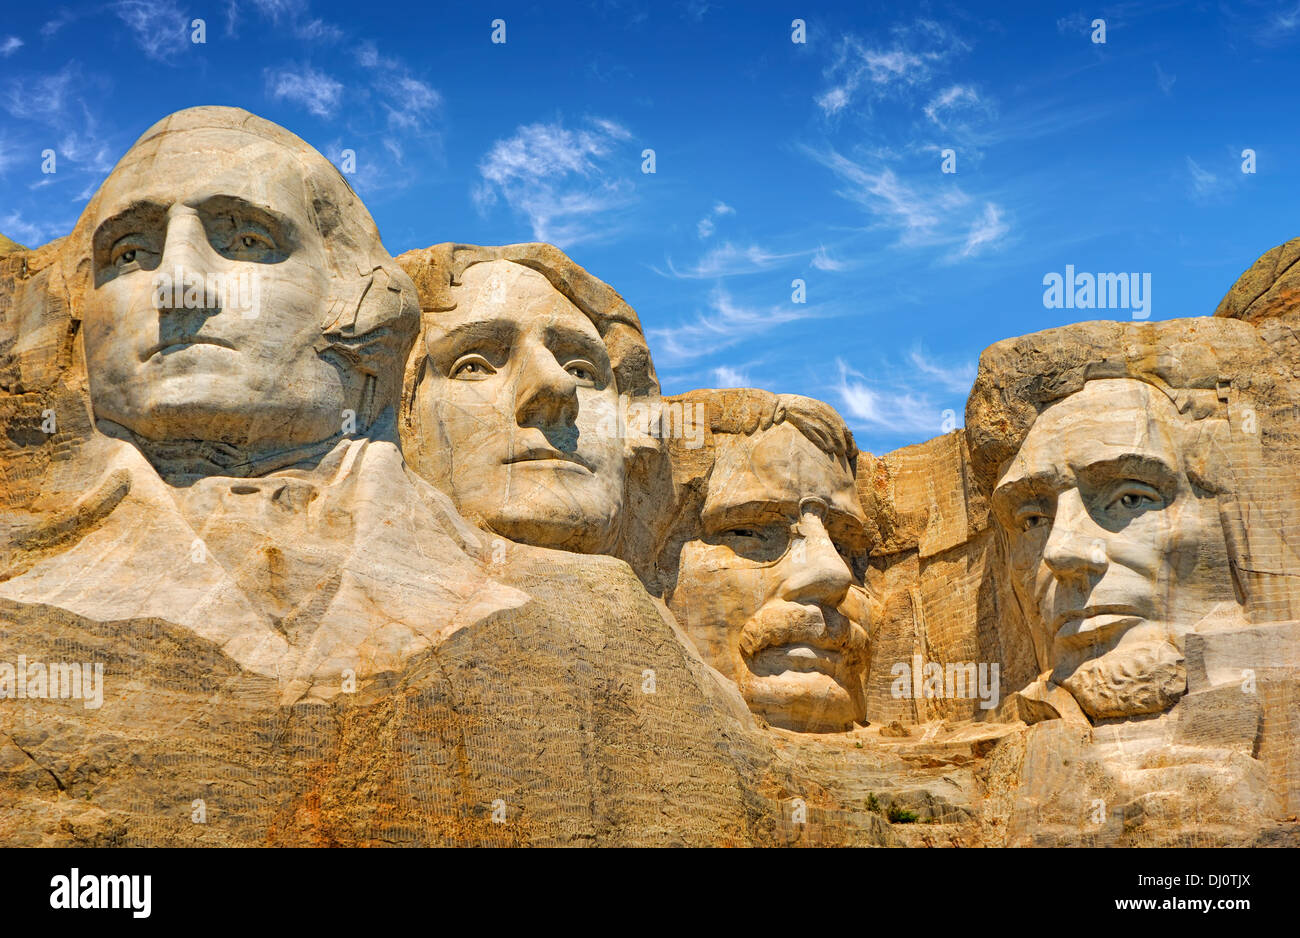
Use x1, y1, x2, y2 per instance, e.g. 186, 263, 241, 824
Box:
1019, 512, 1050, 532
450, 355, 496, 380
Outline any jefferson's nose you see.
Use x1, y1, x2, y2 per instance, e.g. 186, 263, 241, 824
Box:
1042, 488, 1108, 580
513, 343, 579, 429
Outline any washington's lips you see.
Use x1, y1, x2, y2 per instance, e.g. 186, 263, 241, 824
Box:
143, 336, 237, 360
503, 446, 593, 472
1050, 604, 1146, 644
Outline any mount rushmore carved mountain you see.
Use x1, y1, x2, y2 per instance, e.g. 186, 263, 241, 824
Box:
1, 106, 1297, 846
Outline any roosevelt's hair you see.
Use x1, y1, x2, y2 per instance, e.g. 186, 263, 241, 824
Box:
670, 386, 857, 465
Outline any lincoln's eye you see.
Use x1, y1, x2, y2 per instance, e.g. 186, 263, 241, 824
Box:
727, 528, 759, 539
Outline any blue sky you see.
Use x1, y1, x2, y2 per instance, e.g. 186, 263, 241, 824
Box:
3, 0, 1299, 454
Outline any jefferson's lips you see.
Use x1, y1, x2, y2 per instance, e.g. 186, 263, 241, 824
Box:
144, 337, 237, 360
503, 448, 593, 472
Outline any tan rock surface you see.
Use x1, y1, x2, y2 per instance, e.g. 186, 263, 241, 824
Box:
1, 105, 1297, 846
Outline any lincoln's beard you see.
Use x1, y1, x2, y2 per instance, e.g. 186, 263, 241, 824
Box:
1054, 637, 1186, 720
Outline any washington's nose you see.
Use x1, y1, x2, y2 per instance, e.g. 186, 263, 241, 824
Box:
1042, 489, 1108, 579
156, 208, 220, 311
778, 512, 853, 612
514, 344, 579, 429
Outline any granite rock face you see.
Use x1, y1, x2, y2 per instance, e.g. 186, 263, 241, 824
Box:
1, 106, 1297, 847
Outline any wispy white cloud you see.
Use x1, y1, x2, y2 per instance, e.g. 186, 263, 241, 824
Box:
647, 287, 821, 365
907, 346, 976, 395
1155, 62, 1176, 95
664, 241, 803, 279
0, 210, 64, 248
832, 357, 944, 436
815, 20, 969, 117
1274, 2, 1300, 31
235, 0, 343, 41
1186, 156, 1219, 197
696, 200, 734, 239
264, 64, 343, 117
806, 146, 1010, 262
41, 9, 79, 38
957, 202, 1009, 259
811, 244, 850, 271
112, 0, 190, 63
711, 365, 750, 387
0, 36, 22, 56
923, 84, 984, 126
475, 117, 635, 246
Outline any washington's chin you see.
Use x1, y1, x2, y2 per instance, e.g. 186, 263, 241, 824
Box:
97, 395, 344, 448
480, 503, 622, 555
742, 670, 862, 733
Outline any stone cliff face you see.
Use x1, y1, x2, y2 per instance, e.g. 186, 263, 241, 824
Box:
1, 107, 1296, 847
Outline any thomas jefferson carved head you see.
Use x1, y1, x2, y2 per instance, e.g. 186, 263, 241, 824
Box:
399, 243, 662, 557
658, 389, 873, 733
58, 106, 418, 470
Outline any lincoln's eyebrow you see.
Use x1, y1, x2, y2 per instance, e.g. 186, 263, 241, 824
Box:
991, 471, 1063, 516
1074, 452, 1180, 490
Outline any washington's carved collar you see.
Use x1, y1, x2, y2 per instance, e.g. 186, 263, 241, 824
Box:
95, 419, 355, 485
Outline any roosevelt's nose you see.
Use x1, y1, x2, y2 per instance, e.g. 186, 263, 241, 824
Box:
1042, 488, 1108, 580
513, 342, 580, 429
156, 207, 220, 311
778, 511, 853, 612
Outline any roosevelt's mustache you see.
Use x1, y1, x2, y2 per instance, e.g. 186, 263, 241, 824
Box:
738, 600, 868, 662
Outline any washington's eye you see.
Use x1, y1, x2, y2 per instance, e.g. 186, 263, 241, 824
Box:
450, 354, 496, 380
565, 360, 599, 385
109, 238, 151, 269
225, 229, 276, 258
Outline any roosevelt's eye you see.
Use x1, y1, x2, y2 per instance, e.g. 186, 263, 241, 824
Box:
450, 354, 496, 380
565, 360, 599, 386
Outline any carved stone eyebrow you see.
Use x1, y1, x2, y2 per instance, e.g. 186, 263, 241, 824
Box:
541, 321, 609, 364
92, 200, 167, 247
1074, 452, 1181, 492
425, 317, 518, 358
991, 471, 1065, 526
